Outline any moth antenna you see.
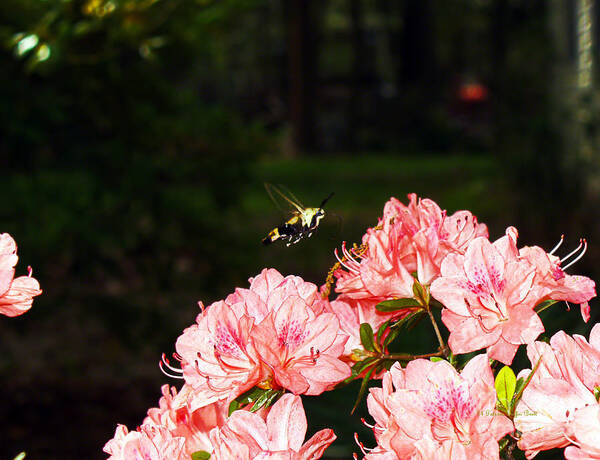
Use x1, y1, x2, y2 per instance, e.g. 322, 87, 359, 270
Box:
319, 192, 335, 208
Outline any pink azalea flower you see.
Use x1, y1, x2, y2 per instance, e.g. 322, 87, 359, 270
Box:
333, 194, 486, 304
0, 233, 18, 294
514, 325, 600, 458
431, 227, 545, 364
103, 424, 186, 460
250, 294, 350, 395
0, 233, 41, 317
144, 384, 228, 456
175, 268, 350, 408
362, 354, 513, 459
519, 242, 596, 322
564, 403, 600, 459
176, 298, 264, 408
209, 393, 336, 459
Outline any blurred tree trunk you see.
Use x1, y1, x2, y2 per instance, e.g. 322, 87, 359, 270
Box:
285, 0, 317, 155
489, 0, 509, 148
398, 0, 437, 140
349, 0, 366, 151
550, 0, 600, 204
399, 0, 434, 87
376, 0, 400, 84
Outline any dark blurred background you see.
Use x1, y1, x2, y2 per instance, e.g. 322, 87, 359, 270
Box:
0, 0, 598, 458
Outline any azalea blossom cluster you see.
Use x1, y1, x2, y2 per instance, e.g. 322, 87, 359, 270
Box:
104, 194, 597, 459
330, 194, 595, 365
514, 324, 600, 459
105, 268, 348, 459
104, 384, 334, 460
0, 233, 41, 317
363, 354, 514, 459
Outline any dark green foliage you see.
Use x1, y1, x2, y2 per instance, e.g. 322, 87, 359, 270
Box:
229, 387, 283, 415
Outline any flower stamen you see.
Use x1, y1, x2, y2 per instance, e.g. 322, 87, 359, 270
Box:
560, 238, 584, 264
159, 354, 185, 379
334, 248, 358, 274
562, 239, 587, 271
353, 432, 372, 455
548, 234, 565, 255
361, 417, 375, 429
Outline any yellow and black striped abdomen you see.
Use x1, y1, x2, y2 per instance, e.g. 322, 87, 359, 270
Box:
262, 215, 303, 245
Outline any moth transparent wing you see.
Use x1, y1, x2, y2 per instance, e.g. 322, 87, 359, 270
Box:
264, 183, 305, 214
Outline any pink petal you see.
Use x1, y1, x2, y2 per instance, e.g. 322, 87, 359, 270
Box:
0, 274, 42, 317
501, 306, 544, 345
580, 302, 591, 323
463, 237, 505, 296
443, 311, 500, 354
430, 276, 470, 317
486, 337, 519, 365
589, 323, 600, 349
297, 429, 336, 459
249, 268, 285, 301
226, 410, 270, 451
515, 377, 594, 456
297, 354, 351, 395
564, 446, 598, 460
459, 354, 494, 388
266, 394, 307, 451
565, 404, 600, 458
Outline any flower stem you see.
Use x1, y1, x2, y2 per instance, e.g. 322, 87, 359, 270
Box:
427, 308, 448, 356
383, 351, 444, 361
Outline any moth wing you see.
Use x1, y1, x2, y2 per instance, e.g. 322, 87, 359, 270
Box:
264, 183, 305, 214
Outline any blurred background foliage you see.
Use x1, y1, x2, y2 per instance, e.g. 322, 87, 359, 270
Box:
0, 0, 598, 458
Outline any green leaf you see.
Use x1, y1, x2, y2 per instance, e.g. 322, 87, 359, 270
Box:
359, 323, 376, 352
390, 309, 424, 330
430, 357, 444, 362
228, 386, 270, 415
595, 386, 600, 402
250, 389, 282, 413
495, 366, 517, 413
412, 281, 429, 306
376, 320, 390, 345
228, 399, 240, 416
238, 386, 266, 404
404, 310, 425, 331
351, 366, 375, 414
383, 327, 401, 348
412, 280, 424, 300
534, 299, 558, 314
191, 451, 211, 460
351, 357, 379, 377
376, 298, 421, 312
514, 377, 525, 401
448, 352, 458, 368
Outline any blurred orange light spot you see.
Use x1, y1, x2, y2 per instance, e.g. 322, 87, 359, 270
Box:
458, 83, 488, 102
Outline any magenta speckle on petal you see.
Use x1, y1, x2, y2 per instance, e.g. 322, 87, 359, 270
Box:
214, 323, 243, 357
423, 380, 476, 424
552, 264, 565, 281
277, 320, 307, 349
